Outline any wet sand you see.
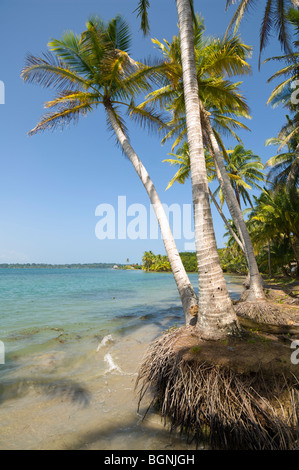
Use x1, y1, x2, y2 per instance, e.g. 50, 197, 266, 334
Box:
0, 323, 199, 450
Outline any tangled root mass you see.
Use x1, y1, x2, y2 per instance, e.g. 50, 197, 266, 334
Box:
136, 326, 299, 450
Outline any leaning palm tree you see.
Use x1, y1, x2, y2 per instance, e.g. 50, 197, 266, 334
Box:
146, 23, 252, 150
21, 15, 198, 322
134, 1, 250, 339
135, 1, 299, 450
173, 0, 241, 338
137, 1, 266, 336
139, 17, 266, 302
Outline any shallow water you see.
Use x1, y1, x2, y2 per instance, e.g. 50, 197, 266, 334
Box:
0, 268, 245, 450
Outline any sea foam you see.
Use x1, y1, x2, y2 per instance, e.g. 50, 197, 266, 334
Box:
104, 353, 123, 374
96, 334, 114, 351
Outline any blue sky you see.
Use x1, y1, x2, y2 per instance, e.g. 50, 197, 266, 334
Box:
0, 0, 290, 264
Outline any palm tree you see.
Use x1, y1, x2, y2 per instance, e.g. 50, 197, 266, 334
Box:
145, 23, 252, 149
219, 144, 265, 209
21, 15, 198, 322
174, 0, 240, 339
199, 96, 266, 303
139, 16, 266, 302
265, 8, 299, 193
265, 8, 299, 149
265, 125, 299, 195
138, 1, 242, 338
136, 0, 264, 336
225, 0, 298, 67
249, 188, 299, 275
142, 250, 155, 271
163, 141, 245, 252
136, 1, 242, 339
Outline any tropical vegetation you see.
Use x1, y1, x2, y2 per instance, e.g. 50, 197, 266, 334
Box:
142, 250, 197, 272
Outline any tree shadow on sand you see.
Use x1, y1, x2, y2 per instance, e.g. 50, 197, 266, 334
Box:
0, 377, 91, 407
61, 411, 197, 451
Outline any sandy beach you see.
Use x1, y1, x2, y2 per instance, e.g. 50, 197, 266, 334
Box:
0, 322, 200, 450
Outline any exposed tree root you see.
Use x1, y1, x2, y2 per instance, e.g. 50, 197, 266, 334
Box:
234, 287, 299, 329
136, 326, 299, 450
235, 300, 298, 326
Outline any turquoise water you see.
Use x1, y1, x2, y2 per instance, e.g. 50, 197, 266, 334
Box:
0, 268, 244, 359
0, 268, 245, 450
0, 268, 191, 357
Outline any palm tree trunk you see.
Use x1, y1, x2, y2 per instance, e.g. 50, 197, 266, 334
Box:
200, 103, 265, 302
234, 182, 241, 208
209, 188, 245, 252
105, 104, 198, 323
267, 240, 272, 278
286, 156, 299, 197
204, 137, 245, 252
290, 233, 299, 277
176, 0, 239, 339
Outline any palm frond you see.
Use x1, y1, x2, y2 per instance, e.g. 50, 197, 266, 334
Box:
82, 19, 107, 74
134, 0, 150, 36
48, 31, 94, 78
21, 52, 87, 91
225, 0, 255, 37
259, 0, 275, 68
106, 15, 132, 54
127, 101, 168, 135
274, 0, 293, 55
200, 37, 252, 78
43, 90, 102, 109
28, 100, 93, 135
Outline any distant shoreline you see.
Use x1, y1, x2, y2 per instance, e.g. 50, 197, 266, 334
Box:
0, 263, 127, 269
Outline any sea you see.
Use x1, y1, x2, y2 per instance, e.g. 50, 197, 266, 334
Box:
0, 267, 245, 450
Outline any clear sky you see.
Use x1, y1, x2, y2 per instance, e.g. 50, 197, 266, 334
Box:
0, 0, 289, 264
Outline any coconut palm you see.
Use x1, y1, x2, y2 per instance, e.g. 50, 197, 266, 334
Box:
139, 16, 265, 302
137, 0, 266, 336
142, 250, 155, 271
21, 15, 199, 322
145, 22, 252, 149
218, 144, 265, 209
265, 123, 299, 195
163, 141, 245, 252
225, 0, 298, 67
135, 0, 242, 338
264, 8, 299, 191
265, 8, 299, 149
248, 188, 299, 275
138, 1, 242, 337
173, 0, 241, 339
